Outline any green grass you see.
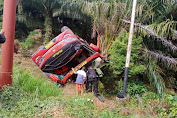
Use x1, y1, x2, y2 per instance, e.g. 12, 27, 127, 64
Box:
0, 63, 177, 118
0, 64, 64, 117
0, 63, 128, 118
0, 86, 61, 117
13, 64, 63, 98
59, 94, 124, 118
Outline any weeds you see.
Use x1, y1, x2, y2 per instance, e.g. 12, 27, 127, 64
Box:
108, 79, 147, 97
20, 29, 42, 57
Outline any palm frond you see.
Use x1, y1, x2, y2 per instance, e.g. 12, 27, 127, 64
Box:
122, 19, 177, 53
161, 0, 177, 5
147, 59, 165, 98
53, 0, 89, 21
144, 49, 177, 71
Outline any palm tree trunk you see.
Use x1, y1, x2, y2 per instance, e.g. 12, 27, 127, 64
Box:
44, 11, 52, 43
97, 35, 100, 48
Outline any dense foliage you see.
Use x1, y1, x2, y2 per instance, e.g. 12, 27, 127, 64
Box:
107, 79, 147, 96
109, 31, 145, 77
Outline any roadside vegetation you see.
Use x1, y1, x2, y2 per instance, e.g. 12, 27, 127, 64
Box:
0, 0, 177, 117
0, 57, 177, 117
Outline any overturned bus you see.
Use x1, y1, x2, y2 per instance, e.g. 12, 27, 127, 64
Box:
32, 26, 104, 85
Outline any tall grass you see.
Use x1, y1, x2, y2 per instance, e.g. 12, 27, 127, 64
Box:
0, 64, 64, 117
0, 85, 61, 117
13, 64, 63, 98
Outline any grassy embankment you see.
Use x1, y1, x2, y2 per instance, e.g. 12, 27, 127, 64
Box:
0, 54, 177, 118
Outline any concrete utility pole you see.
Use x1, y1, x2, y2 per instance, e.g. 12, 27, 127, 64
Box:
0, 0, 17, 89
117, 0, 137, 98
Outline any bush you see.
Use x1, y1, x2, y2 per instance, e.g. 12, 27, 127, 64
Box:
113, 79, 147, 96
20, 29, 42, 50
109, 31, 145, 77
165, 94, 177, 117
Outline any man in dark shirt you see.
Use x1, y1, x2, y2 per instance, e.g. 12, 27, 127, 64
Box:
0, 29, 6, 44
86, 66, 99, 95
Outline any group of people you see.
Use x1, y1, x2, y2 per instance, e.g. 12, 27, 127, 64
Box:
72, 66, 99, 96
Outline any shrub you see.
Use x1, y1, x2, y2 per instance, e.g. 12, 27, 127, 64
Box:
165, 94, 177, 117
113, 79, 147, 96
127, 80, 147, 96
20, 29, 42, 50
109, 31, 145, 77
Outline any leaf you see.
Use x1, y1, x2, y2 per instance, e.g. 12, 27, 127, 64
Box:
147, 59, 165, 98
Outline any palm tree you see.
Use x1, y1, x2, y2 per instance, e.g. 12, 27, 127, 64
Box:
82, 0, 128, 59
53, 0, 88, 21
137, 1, 177, 97
139, 20, 177, 97
81, 0, 159, 58
20, 0, 68, 42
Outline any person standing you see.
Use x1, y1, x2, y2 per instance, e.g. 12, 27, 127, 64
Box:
0, 29, 6, 44
72, 67, 86, 95
86, 66, 99, 95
